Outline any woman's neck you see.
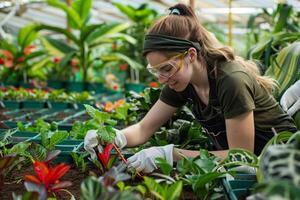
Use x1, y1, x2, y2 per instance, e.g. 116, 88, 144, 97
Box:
190, 62, 209, 90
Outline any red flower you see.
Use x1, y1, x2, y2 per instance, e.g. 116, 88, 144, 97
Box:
70, 59, 78, 67
98, 143, 114, 170
0, 58, 4, 65
24, 161, 71, 193
112, 83, 119, 90
24, 45, 36, 55
1, 50, 13, 60
149, 81, 158, 88
17, 57, 24, 63
53, 57, 60, 64
120, 63, 127, 71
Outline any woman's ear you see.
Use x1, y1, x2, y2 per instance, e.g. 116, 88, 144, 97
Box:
187, 47, 197, 63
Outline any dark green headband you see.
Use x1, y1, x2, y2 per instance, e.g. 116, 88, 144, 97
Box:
143, 34, 201, 55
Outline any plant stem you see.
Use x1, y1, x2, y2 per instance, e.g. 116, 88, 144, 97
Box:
112, 143, 143, 178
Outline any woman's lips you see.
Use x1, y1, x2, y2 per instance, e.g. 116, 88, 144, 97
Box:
169, 81, 177, 88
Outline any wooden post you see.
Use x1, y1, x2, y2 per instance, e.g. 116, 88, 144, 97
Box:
66, 0, 72, 42
228, 0, 233, 47
189, 0, 195, 10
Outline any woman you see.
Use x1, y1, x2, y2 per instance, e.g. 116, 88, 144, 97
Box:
87, 4, 297, 173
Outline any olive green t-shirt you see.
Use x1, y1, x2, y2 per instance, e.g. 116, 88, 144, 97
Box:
160, 61, 296, 155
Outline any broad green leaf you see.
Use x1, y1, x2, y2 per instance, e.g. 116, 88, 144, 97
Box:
0, 40, 17, 55
113, 3, 136, 21
59, 51, 77, 69
192, 172, 227, 191
45, 37, 77, 53
102, 53, 143, 70
86, 23, 131, 44
24, 50, 47, 61
167, 181, 182, 200
49, 131, 69, 148
80, 24, 104, 42
72, 0, 92, 25
41, 38, 64, 56
18, 23, 38, 48
80, 176, 102, 200
155, 157, 172, 176
35, 24, 79, 45
47, 0, 81, 29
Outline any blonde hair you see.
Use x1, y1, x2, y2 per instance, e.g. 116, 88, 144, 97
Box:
147, 4, 275, 93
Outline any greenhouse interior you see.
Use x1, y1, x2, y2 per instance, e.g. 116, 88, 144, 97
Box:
0, 0, 300, 199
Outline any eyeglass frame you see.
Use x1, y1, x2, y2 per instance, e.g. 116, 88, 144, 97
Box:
146, 51, 188, 79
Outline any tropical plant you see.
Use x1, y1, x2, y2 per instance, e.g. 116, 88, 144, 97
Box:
0, 155, 17, 190
23, 152, 72, 199
264, 42, 300, 99
246, 131, 300, 200
247, 3, 300, 73
143, 176, 182, 200
113, 2, 158, 82
0, 24, 48, 82
35, 0, 142, 82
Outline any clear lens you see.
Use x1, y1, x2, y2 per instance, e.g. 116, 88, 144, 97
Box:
147, 63, 177, 78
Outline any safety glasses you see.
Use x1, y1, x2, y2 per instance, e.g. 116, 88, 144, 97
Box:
147, 51, 188, 79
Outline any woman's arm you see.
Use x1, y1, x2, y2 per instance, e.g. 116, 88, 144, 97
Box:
122, 99, 178, 147
173, 111, 255, 160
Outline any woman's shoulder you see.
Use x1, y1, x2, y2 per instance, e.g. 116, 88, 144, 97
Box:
218, 61, 248, 76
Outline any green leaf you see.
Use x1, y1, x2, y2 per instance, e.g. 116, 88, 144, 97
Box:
35, 24, 79, 45
27, 143, 47, 161
45, 37, 77, 54
86, 23, 131, 44
24, 50, 47, 62
18, 23, 38, 48
47, 0, 81, 29
155, 157, 172, 176
96, 126, 115, 143
80, 176, 102, 200
72, 0, 92, 25
102, 53, 143, 70
167, 181, 182, 200
49, 131, 69, 148
59, 51, 77, 69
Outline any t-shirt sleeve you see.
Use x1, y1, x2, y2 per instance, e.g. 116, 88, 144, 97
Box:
159, 85, 187, 107
217, 71, 256, 118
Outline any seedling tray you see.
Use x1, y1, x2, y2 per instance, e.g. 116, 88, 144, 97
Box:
10, 131, 40, 143
2, 101, 21, 109
222, 173, 256, 200
21, 101, 47, 109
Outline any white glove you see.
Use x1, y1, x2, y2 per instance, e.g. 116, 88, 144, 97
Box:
84, 130, 102, 160
280, 79, 300, 116
114, 129, 127, 149
127, 144, 174, 173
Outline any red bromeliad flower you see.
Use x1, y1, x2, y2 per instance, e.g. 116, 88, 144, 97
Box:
53, 57, 60, 64
98, 143, 114, 170
112, 83, 119, 90
24, 161, 71, 193
148, 81, 158, 88
70, 59, 78, 67
17, 57, 24, 63
0, 58, 4, 65
120, 63, 127, 71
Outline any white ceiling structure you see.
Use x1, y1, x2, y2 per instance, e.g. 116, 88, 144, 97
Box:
0, 0, 299, 35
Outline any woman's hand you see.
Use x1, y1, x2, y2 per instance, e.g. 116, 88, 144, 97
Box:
127, 144, 174, 173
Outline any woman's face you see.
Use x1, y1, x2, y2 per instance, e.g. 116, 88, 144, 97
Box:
146, 51, 192, 91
